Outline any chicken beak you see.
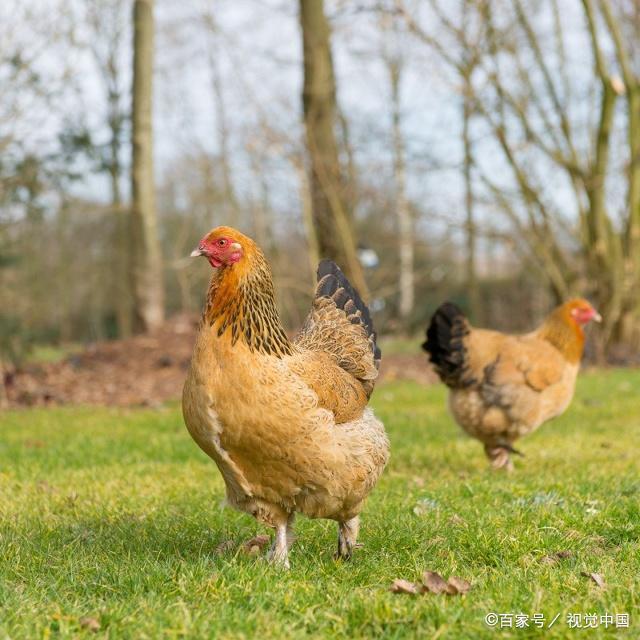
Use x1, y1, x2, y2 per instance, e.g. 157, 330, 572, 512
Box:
190, 248, 204, 258
592, 311, 602, 323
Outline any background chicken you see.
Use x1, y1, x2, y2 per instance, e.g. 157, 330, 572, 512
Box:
423, 299, 601, 470
182, 226, 389, 568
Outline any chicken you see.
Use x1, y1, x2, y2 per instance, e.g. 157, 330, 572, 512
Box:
182, 226, 389, 568
422, 299, 601, 470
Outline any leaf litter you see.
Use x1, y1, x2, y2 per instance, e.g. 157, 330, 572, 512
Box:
390, 570, 471, 596
581, 571, 606, 588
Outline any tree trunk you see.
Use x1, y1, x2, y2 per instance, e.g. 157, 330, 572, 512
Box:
109, 87, 132, 338
298, 0, 367, 296
389, 57, 414, 323
462, 73, 480, 323
130, 0, 164, 332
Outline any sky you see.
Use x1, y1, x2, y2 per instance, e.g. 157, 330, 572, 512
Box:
4, 0, 627, 261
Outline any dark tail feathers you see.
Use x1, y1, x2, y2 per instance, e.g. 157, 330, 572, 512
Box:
422, 302, 472, 387
317, 259, 381, 365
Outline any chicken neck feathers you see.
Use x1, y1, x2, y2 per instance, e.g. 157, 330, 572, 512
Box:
203, 248, 293, 358
534, 308, 585, 364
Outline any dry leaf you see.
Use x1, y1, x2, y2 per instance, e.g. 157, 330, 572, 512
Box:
390, 579, 419, 595
448, 514, 466, 526
581, 571, 605, 588
242, 534, 270, 555
421, 571, 471, 596
541, 550, 573, 565
24, 439, 45, 448
214, 540, 235, 555
79, 617, 100, 632
447, 576, 471, 594
422, 571, 451, 594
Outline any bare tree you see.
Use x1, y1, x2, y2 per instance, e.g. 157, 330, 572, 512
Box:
461, 0, 481, 323
399, 0, 640, 356
130, 0, 164, 332
299, 0, 367, 295
87, 0, 132, 337
394, 0, 484, 320
380, 13, 414, 323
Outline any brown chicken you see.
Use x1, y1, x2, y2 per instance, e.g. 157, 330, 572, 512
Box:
423, 299, 601, 470
182, 226, 389, 568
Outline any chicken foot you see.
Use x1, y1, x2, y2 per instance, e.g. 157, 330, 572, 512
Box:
335, 515, 360, 560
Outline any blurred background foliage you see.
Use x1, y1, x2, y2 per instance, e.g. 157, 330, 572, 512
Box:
1, 0, 639, 367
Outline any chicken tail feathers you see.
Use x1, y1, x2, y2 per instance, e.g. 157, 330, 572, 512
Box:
316, 259, 381, 365
294, 260, 380, 397
422, 302, 473, 388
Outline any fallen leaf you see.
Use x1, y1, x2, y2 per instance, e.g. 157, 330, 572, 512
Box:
242, 534, 270, 555
215, 540, 235, 555
541, 550, 573, 565
24, 439, 45, 449
390, 579, 419, 594
422, 571, 451, 594
581, 571, 605, 588
447, 576, 471, 594
79, 617, 100, 632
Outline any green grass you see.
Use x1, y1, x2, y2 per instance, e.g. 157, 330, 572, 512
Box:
25, 343, 83, 364
378, 335, 423, 355
1, 369, 639, 639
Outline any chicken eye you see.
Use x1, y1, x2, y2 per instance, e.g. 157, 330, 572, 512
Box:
217, 239, 227, 247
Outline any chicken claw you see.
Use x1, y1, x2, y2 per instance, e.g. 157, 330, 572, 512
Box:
335, 516, 360, 561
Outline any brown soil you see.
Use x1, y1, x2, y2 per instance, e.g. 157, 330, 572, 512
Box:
2, 315, 435, 409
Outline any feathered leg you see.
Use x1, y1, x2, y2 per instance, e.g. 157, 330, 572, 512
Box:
267, 512, 295, 569
484, 443, 522, 472
335, 515, 360, 560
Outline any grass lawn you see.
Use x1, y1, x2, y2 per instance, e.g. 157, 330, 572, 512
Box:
1, 369, 639, 638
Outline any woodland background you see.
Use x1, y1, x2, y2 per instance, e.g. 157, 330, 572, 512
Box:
2, 0, 640, 375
